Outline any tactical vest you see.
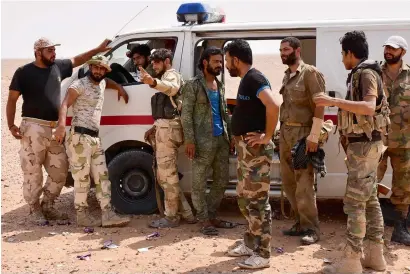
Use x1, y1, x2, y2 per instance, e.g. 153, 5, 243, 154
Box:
151, 92, 180, 120
337, 68, 391, 142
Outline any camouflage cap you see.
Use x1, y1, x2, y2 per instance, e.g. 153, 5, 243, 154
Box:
34, 37, 61, 51
86, 55, 112, 72
383, 36, 408, 51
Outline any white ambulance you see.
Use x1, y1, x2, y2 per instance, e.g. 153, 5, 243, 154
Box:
61, 3, 410, 219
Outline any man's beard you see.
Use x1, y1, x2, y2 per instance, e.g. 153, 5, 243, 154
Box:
89, 73, 105, 82
384, 53, 402, 65
227, 61, 240, 77
281, 50, 297, 65
41, 56, 55, 67
206, 64, 221, 76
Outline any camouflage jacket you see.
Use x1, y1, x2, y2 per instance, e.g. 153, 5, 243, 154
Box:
381, 61, 410, 148
181, 73, 231, 146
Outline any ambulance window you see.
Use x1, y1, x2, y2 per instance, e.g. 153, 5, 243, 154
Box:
108, 44, 129, 66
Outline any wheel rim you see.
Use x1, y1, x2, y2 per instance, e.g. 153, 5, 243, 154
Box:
119, 169, 151, 200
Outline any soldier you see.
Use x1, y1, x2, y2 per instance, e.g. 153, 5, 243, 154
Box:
123, 43, 155, 77
223, 39, 281, 269
55, 55, 130, 227
181, 46, 235, 235
7, 37, 112, 225
141, 48, 196, 228
279, 37, 325, 245
376, 35, 410, 246
314, 31, 389, 273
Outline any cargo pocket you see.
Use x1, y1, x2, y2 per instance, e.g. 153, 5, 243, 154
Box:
168, 127, 184, 147
345, 175, 375, 202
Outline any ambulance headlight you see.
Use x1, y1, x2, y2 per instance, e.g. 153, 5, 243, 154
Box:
176, 2, 225, 24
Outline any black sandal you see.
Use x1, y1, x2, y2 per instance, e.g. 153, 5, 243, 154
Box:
200, 225, 219, 235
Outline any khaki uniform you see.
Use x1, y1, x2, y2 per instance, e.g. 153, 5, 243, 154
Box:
19, 118, 68, 207
377, 61, 410, 217
152, 69, 194, 221
66, 77, 111, 211
279, 61, 325, 234
341, 67, 385, 252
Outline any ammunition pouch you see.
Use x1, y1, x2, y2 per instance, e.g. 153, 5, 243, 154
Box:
151, 92, 179, 120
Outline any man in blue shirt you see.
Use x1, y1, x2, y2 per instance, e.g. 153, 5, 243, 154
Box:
181, 47, 234, 235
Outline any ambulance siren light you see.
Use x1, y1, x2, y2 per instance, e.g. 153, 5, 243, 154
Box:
176, 3, 225, 24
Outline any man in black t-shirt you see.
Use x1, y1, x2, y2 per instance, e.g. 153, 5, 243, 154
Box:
223, 39, 281, 269
7, 37, 112, 225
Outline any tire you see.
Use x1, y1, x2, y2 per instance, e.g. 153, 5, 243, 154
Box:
108, 149, 162, 215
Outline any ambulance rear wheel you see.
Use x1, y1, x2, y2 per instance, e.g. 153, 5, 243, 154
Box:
108, 149, 163, 215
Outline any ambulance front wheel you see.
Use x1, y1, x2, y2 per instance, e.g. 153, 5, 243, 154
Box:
108, 149, 163, 215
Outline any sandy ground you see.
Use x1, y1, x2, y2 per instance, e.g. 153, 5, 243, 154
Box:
1, 57, 410, 274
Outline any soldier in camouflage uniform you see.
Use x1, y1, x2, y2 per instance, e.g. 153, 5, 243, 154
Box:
181, 47, 234, 235
55, 55, 130, 227
7, 37, 112, 225
141, 49, 196, 228
376, 36, 410, 246
223, 40, 281, 270
314, 31, 389, 273
278, 37, 326, 245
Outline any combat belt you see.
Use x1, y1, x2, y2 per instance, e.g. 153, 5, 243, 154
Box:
337, 66, 391, 152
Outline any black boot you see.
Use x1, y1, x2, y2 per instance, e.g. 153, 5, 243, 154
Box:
391, 212, 410, 246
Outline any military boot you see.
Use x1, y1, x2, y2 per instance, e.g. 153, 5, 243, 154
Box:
323, 244, 363, 274
29, 202, 48, 225
76, 207, 102, 227
391, 215, 410, 246
361, 239, 386, 271
101, 208, 130, 228
41, 198, 69, 221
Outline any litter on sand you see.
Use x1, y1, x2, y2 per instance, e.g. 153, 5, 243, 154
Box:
84, 227, 94, 234
102, 240, 119, 249
275, 247, 284, 254
77, 254, 91, 261
48, 232, 58, 236
323, 258, 332, 264
137, 246, 154, 253
146, 232, 160, 240
62, 232, 70, 236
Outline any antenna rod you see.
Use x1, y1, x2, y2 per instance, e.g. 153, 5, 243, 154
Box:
113, 5, 149, 39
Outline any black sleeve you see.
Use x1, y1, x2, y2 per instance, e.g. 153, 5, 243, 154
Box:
9, 67, 23, 93
250, 71, 271, 97
55, 59, 73, 80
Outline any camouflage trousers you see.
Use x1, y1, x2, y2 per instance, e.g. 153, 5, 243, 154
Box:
19, 119, 68, 208
66, 130, 111, 211
235, 135, 273, 259
192, 135, 229, 221
153, 126, 193, 221
377, 148, 410, 217
344, 140, 385, 252
279, 125, 320, 233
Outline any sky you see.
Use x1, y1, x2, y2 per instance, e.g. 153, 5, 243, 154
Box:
2, 0, 410, 59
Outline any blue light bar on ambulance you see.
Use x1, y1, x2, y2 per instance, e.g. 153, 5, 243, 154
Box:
177, 3, 225, 24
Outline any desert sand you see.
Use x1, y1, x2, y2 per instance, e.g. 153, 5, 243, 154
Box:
1, 57, 409, 273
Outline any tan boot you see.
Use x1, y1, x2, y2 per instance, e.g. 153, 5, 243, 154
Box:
41, 199, 68, 221
29, 202, 48, 225
76, 207, 102, 227
361, 239, 386, 271
101, 208, 130, 228
323, 244, 363, 274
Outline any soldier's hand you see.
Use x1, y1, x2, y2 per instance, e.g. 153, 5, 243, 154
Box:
96, 39, 112, 52
185, 144, 195, 160
305, 139, 318, 154
144, 126, 155, 142
9, 125, 22, 139
54, 125, 66, 144
117, 87, 129, 104
139, 66, 154, 85
245, 132, 270, 147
